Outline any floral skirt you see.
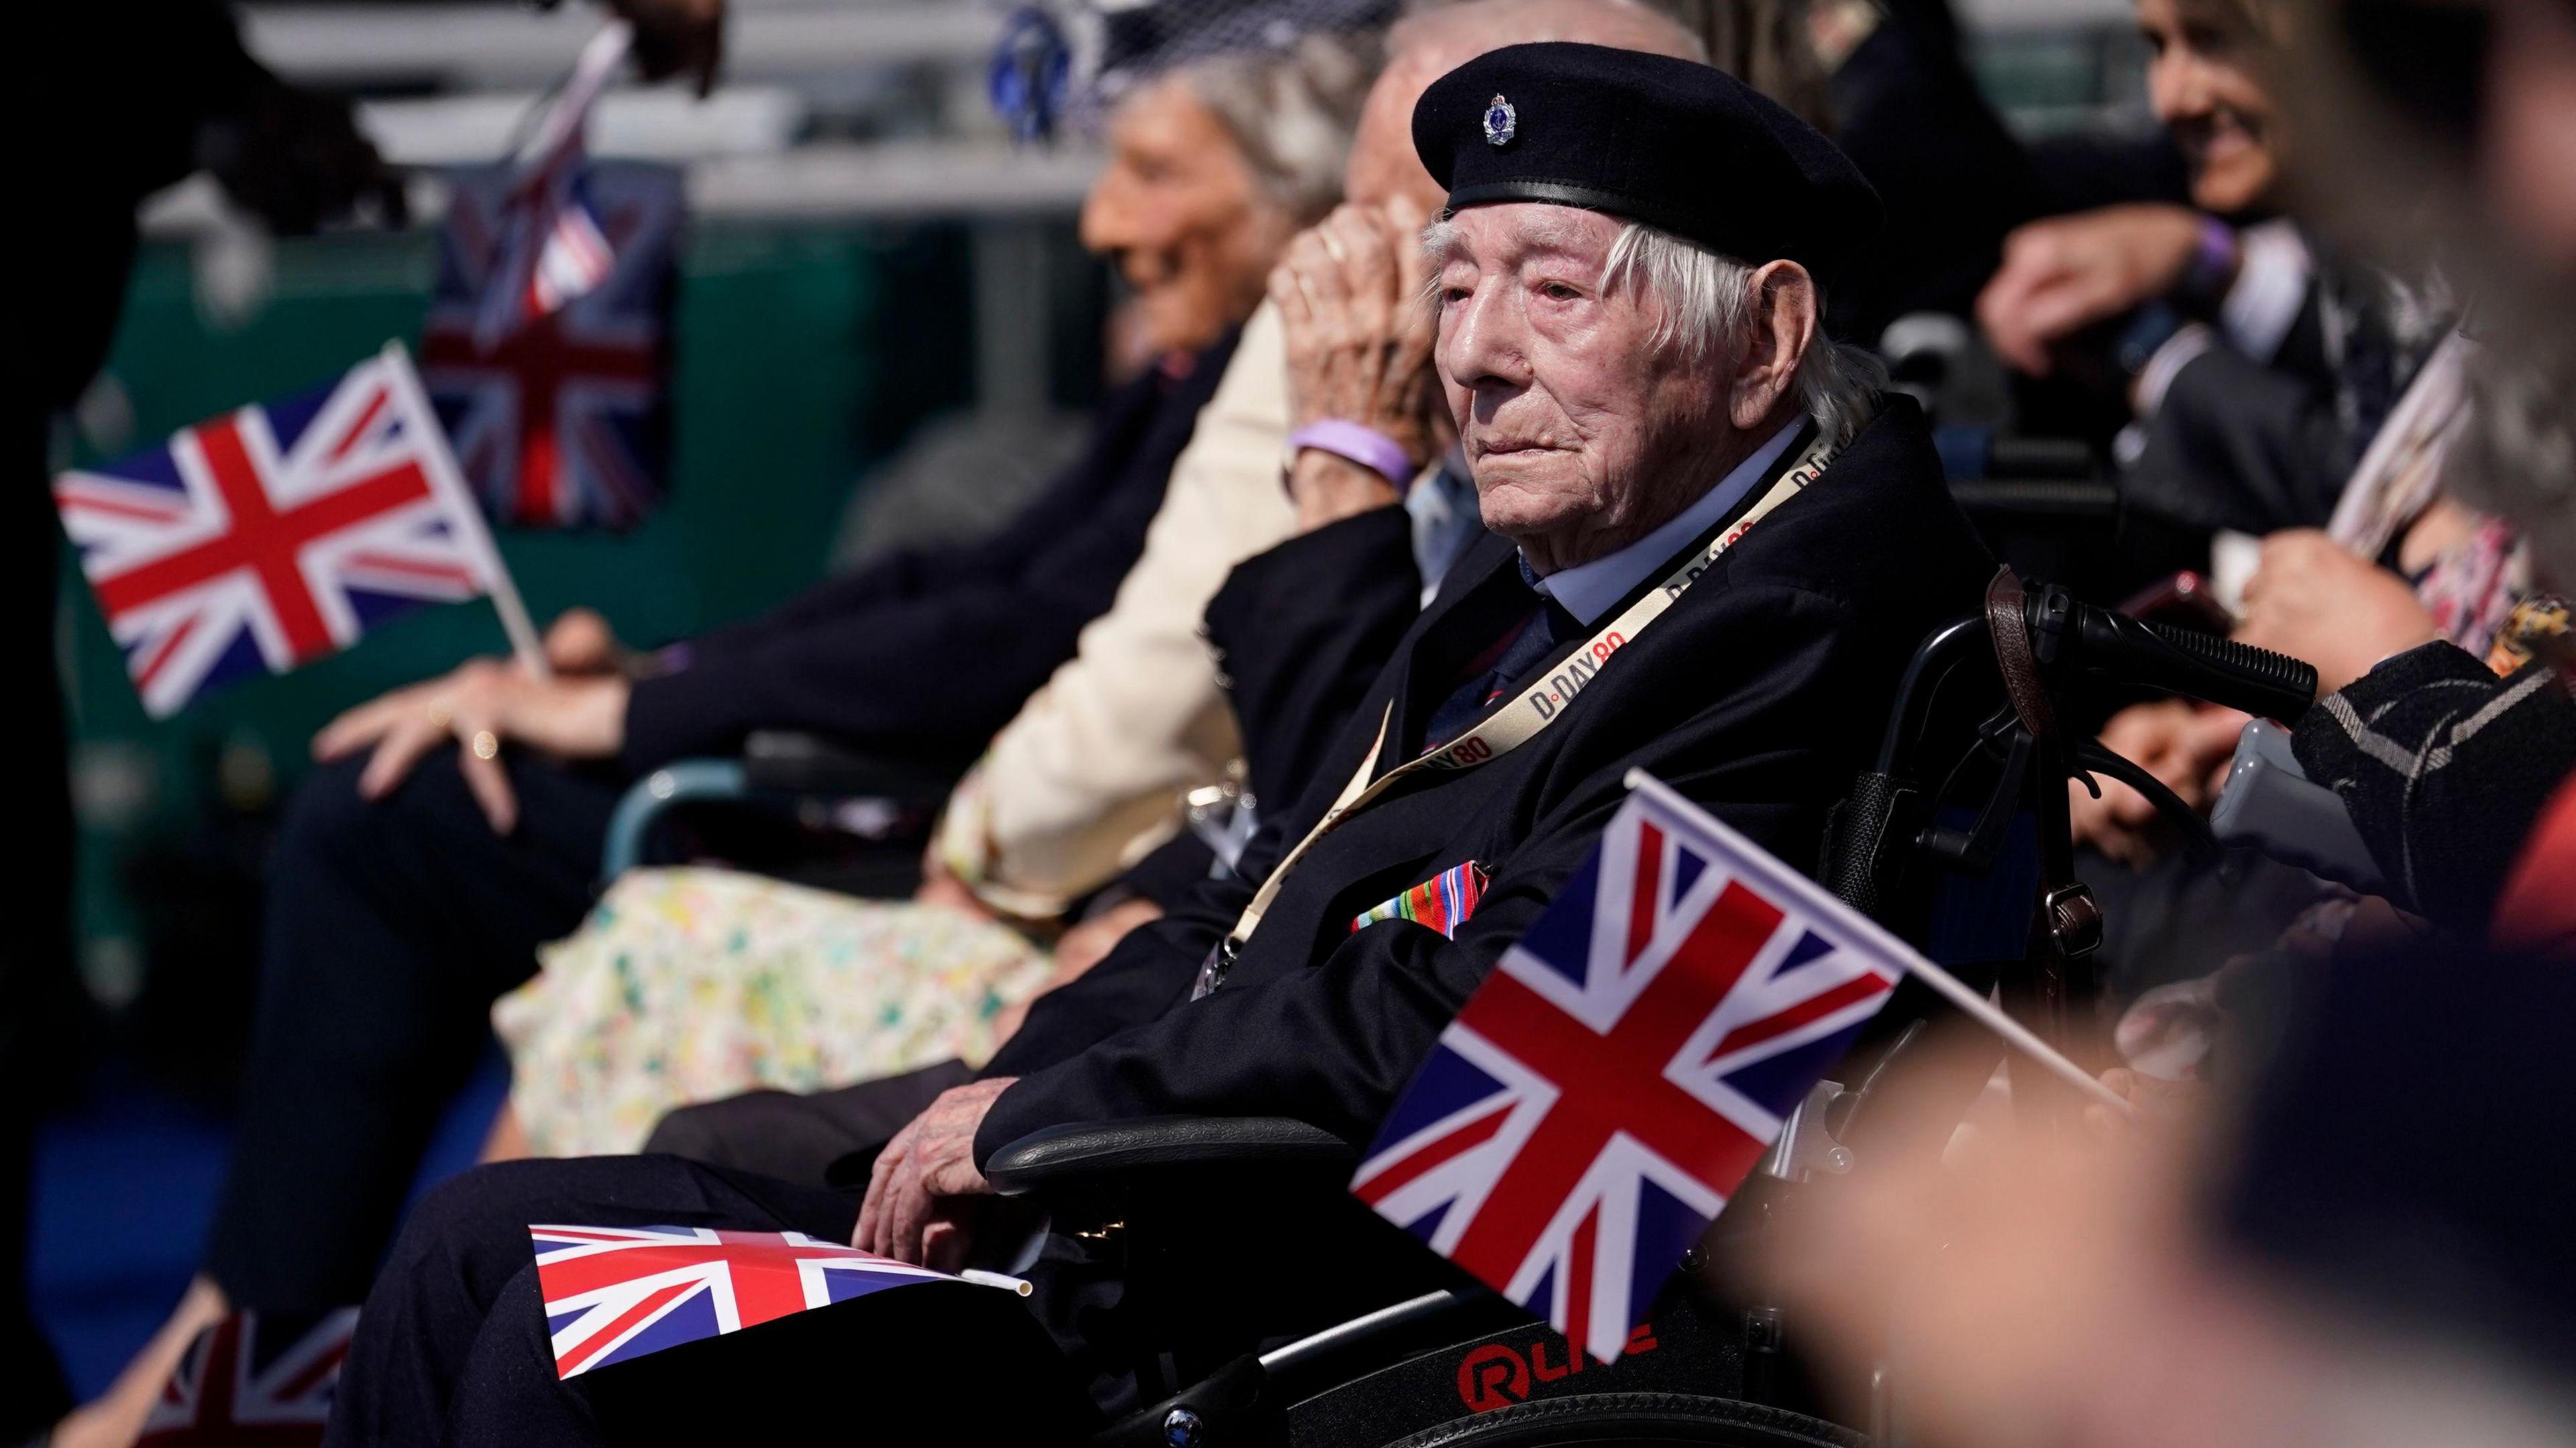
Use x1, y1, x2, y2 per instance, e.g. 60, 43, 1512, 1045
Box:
492, 867, 1055, 1157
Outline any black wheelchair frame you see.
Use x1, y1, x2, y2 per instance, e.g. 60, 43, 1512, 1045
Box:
967, 565, 2320, 1448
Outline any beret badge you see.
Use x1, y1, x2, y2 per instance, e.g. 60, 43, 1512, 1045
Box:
1481, 93, 1517, 147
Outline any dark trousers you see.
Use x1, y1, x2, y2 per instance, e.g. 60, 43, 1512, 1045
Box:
205, 750, 621, 1310
323, 1155, 1059, 1448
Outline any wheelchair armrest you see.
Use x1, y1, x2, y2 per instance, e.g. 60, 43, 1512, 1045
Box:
983, 1117, 1356, 1196
739, 731, 953, 801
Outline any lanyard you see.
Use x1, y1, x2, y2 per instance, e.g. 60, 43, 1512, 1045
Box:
1192, 419, 1855, 995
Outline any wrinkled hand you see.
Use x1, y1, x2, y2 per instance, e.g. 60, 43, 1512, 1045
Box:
993, 897, 1163, 1043
1271, 197, 1440, 527
2071, 699, 2248, 865
855, 1078, 1016, 1269
1976, 203, 2209, 376
606, 0, 727, 96
2236, 529, 2443, 693
312, 658, 629, 833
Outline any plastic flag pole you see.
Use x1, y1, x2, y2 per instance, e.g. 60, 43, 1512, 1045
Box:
1623, 769, 2137, 1121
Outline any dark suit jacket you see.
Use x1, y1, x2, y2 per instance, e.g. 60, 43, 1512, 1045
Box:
975, 397, 1994, 1161
618, 332, 1237, 773
1205, 507, 1427, 821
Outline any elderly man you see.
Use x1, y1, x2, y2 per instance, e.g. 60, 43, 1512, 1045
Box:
323, 45, 1990, 1441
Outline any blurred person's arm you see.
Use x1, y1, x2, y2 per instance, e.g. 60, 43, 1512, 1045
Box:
617, 339, 1234, 772
928, 303, 1299, 917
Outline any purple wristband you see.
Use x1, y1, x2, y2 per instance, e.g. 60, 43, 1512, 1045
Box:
2179, 215, 2241, 309
1287, 420, 1415, 490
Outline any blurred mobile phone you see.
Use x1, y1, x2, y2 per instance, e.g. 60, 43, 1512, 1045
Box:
2118, 569, 2237, 632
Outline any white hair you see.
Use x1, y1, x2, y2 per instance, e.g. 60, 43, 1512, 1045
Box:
1420, 215, 1880, 449
1599, 221, 1882, 449
1179, 30, 1381, 227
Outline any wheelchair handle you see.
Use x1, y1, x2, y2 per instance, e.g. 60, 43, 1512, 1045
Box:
2058, 602, 2317, 723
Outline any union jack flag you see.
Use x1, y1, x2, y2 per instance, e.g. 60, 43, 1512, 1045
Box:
421, 156, 676, 532
1352, 786, 1908, 1363
532, 1225, 961, 1378
140, 1308, 358, 1447
54, 345, 513, 718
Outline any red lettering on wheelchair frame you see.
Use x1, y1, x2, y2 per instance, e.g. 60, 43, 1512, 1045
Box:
1457, 1343, 1529, 1412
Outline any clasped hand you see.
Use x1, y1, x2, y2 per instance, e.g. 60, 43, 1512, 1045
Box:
311, 609, 632, 834
1271, 196, 1443, 526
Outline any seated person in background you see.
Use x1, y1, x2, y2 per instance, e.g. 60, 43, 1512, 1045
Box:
1975, 0, 2451, 540
527, 0, 1707, 1190
325, 44, 1994, 1439
62, 35, 1374, 1448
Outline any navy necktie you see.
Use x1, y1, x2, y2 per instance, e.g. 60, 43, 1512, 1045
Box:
1421, 577, 1579, 750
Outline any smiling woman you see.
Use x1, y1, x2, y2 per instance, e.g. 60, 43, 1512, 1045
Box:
2138, 0, 2290, 215
1080, 34, 1377, 357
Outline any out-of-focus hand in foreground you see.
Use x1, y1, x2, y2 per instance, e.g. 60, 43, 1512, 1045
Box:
1774, 1029, 2576, 1447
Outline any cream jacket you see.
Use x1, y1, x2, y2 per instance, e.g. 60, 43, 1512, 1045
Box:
935, 301, 1295, 917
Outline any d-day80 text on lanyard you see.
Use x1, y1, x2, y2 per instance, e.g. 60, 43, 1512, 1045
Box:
1191, 416, 1858, 998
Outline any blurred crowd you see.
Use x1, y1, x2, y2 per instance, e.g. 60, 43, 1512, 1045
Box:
14, 0, 2576, 1443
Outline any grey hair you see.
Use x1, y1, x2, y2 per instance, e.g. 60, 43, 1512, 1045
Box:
1177, 30, 1381, 227
1598, 221, 1882, 449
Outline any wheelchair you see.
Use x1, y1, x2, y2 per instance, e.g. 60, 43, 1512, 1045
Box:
956, 566, 2322, 1448
596, 728, 959, 894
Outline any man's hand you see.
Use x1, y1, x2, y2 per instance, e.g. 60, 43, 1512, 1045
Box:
1271, 197, 1440, 529
312, 659, 630, 833
2235, 528, 2443, 693
1976, 204, 2210, 376
855, 1078, 1016, 1270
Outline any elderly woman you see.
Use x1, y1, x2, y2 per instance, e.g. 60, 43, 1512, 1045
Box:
322, 45, 1992, 1441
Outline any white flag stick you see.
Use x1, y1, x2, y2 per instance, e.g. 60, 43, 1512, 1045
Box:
1621, 770, 2137, 1121
376, 341, 551, 679
518, 22, 635, 175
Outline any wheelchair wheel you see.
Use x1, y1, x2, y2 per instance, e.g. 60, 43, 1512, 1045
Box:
1375, 1392, 1863, 1447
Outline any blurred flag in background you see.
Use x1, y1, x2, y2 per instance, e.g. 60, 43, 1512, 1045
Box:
421, 23, 679, 531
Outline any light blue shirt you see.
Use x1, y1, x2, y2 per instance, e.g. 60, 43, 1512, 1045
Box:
1406, 448, 1484, 607
1529, 421, 1802, 626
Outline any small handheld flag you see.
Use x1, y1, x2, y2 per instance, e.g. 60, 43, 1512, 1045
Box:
531, 1225, 1011, 1378
1352, 785, 1909, 1364
422, 21, 679, 531
140, 1308, 358, 1447
54, 343, 541, 717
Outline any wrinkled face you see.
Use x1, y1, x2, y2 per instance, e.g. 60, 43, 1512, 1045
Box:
1431, 203, 1729, 557
1079, 78, 1293, 353
2138, 0, 2283, 215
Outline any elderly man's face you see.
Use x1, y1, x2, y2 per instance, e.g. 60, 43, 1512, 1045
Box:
1432, 203, 1730, 565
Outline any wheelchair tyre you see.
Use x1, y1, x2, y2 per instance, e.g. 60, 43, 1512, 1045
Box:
1374, 1392, 1863, 1448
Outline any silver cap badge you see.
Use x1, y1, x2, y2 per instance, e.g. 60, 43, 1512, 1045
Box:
1482, 93, 1517, 147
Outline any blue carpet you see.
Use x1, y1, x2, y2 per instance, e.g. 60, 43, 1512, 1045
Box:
31, 1051, 509, 1398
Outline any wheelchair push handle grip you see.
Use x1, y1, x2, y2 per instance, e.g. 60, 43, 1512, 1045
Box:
2063, 603, 2318, 723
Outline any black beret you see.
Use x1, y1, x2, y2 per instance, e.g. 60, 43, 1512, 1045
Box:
1410, 42, 1881, 284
